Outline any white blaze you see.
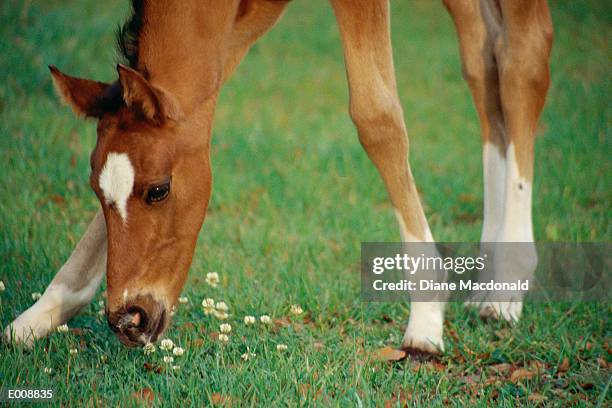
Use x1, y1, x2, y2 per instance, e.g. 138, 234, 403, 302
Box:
99, 152, 135, 222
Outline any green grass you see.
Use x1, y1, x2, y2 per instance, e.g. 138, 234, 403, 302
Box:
1, 0, 610, 405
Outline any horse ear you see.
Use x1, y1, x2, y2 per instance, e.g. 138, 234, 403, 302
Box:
49, 65, 116, 118
116, 64, 183, 126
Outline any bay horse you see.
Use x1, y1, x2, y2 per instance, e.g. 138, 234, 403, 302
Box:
4, 0, 552, 353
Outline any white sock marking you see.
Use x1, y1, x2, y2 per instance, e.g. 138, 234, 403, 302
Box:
99, 152, 135, 222
394, 209, 434, 243
499, 143, 533, 242
394, 208, 445, 352
475, 143, 535, 322
4, 213, 107, 346
481, 143, 506, 242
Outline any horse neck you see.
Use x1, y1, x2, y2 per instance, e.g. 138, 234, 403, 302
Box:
134, 0, 240, 114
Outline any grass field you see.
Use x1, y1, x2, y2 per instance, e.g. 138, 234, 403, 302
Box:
1, 0, 610, 405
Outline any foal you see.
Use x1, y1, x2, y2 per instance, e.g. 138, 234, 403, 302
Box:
5, 0, 552, 353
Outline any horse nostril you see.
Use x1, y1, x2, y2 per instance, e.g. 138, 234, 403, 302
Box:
107, 296, 167, 346
122, 306, 147, 329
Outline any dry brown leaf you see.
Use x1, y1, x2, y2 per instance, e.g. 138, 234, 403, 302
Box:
301, 313, 314, 324
274, 317, 291, 328
50, 194, 66, 205
459, 374, 479, 385
313, 341, 324, 351
132, 388, 155, 404
299, 383, 322, 400
143, 363, 163, 374
484, 375, 503, 386
426, 360, 446, 372
447, 329, 459, 342
530, 360, 547, 372
210, 392, 231, 405
372, 346, 407, 362
192, 338, 205, 348
459, 193, 477, 203
209, 332, 219, 341
580, 382, 594, 390
596, 357, 609, 368
489, 363, 513, 375
494, 329, 511, 340
510, 368, 535, 383
527, 393, 547, 403
69, 328, 86, 336
557, 357, 570, 373
181, 322, 195, 330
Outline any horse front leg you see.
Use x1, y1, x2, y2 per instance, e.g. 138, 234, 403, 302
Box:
4, 211, 107, 346
331, 0, 446, 354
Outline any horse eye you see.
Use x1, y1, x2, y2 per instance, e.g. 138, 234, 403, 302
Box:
146, 181, 170, 204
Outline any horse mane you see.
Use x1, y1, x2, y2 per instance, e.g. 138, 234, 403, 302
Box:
116, 0, 145, 68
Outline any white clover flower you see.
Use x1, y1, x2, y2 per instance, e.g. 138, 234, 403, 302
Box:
31, 292, 42, 301
0, 281, 5, 292
44, 367, 53, 374
178, 296, 189, 304
214, 311, 229, 320
98, 300, 105, 307
220, 323, 232, 334
143, 343, 156, 355
69, 348, 78, 356
170, 305, 177, 317
202, 298, 215, 315
214, 302, 229, 320
244, 315, 256, 325
241, 347, 256, 361
100, 355, 108, 364
163, 356, 174, 364
172, 365, 181, 371
98, 309, 105, 316
260, 315, 271, 324
56, 324, 69, 333
160, 338, 174, 351
290, 304, 303, 315
218, 334, 229, 343
276, 344, 288, 352
206, 272, 220, 288
172, 347, 184, 357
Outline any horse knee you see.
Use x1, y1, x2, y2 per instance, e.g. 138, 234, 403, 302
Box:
349, 96, 407, 155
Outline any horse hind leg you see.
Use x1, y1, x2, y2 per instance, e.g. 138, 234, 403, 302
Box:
481, 0, 552, 320
446, 0, 552, 320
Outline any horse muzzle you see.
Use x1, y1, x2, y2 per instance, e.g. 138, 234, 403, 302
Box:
106, 294, 167, 346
